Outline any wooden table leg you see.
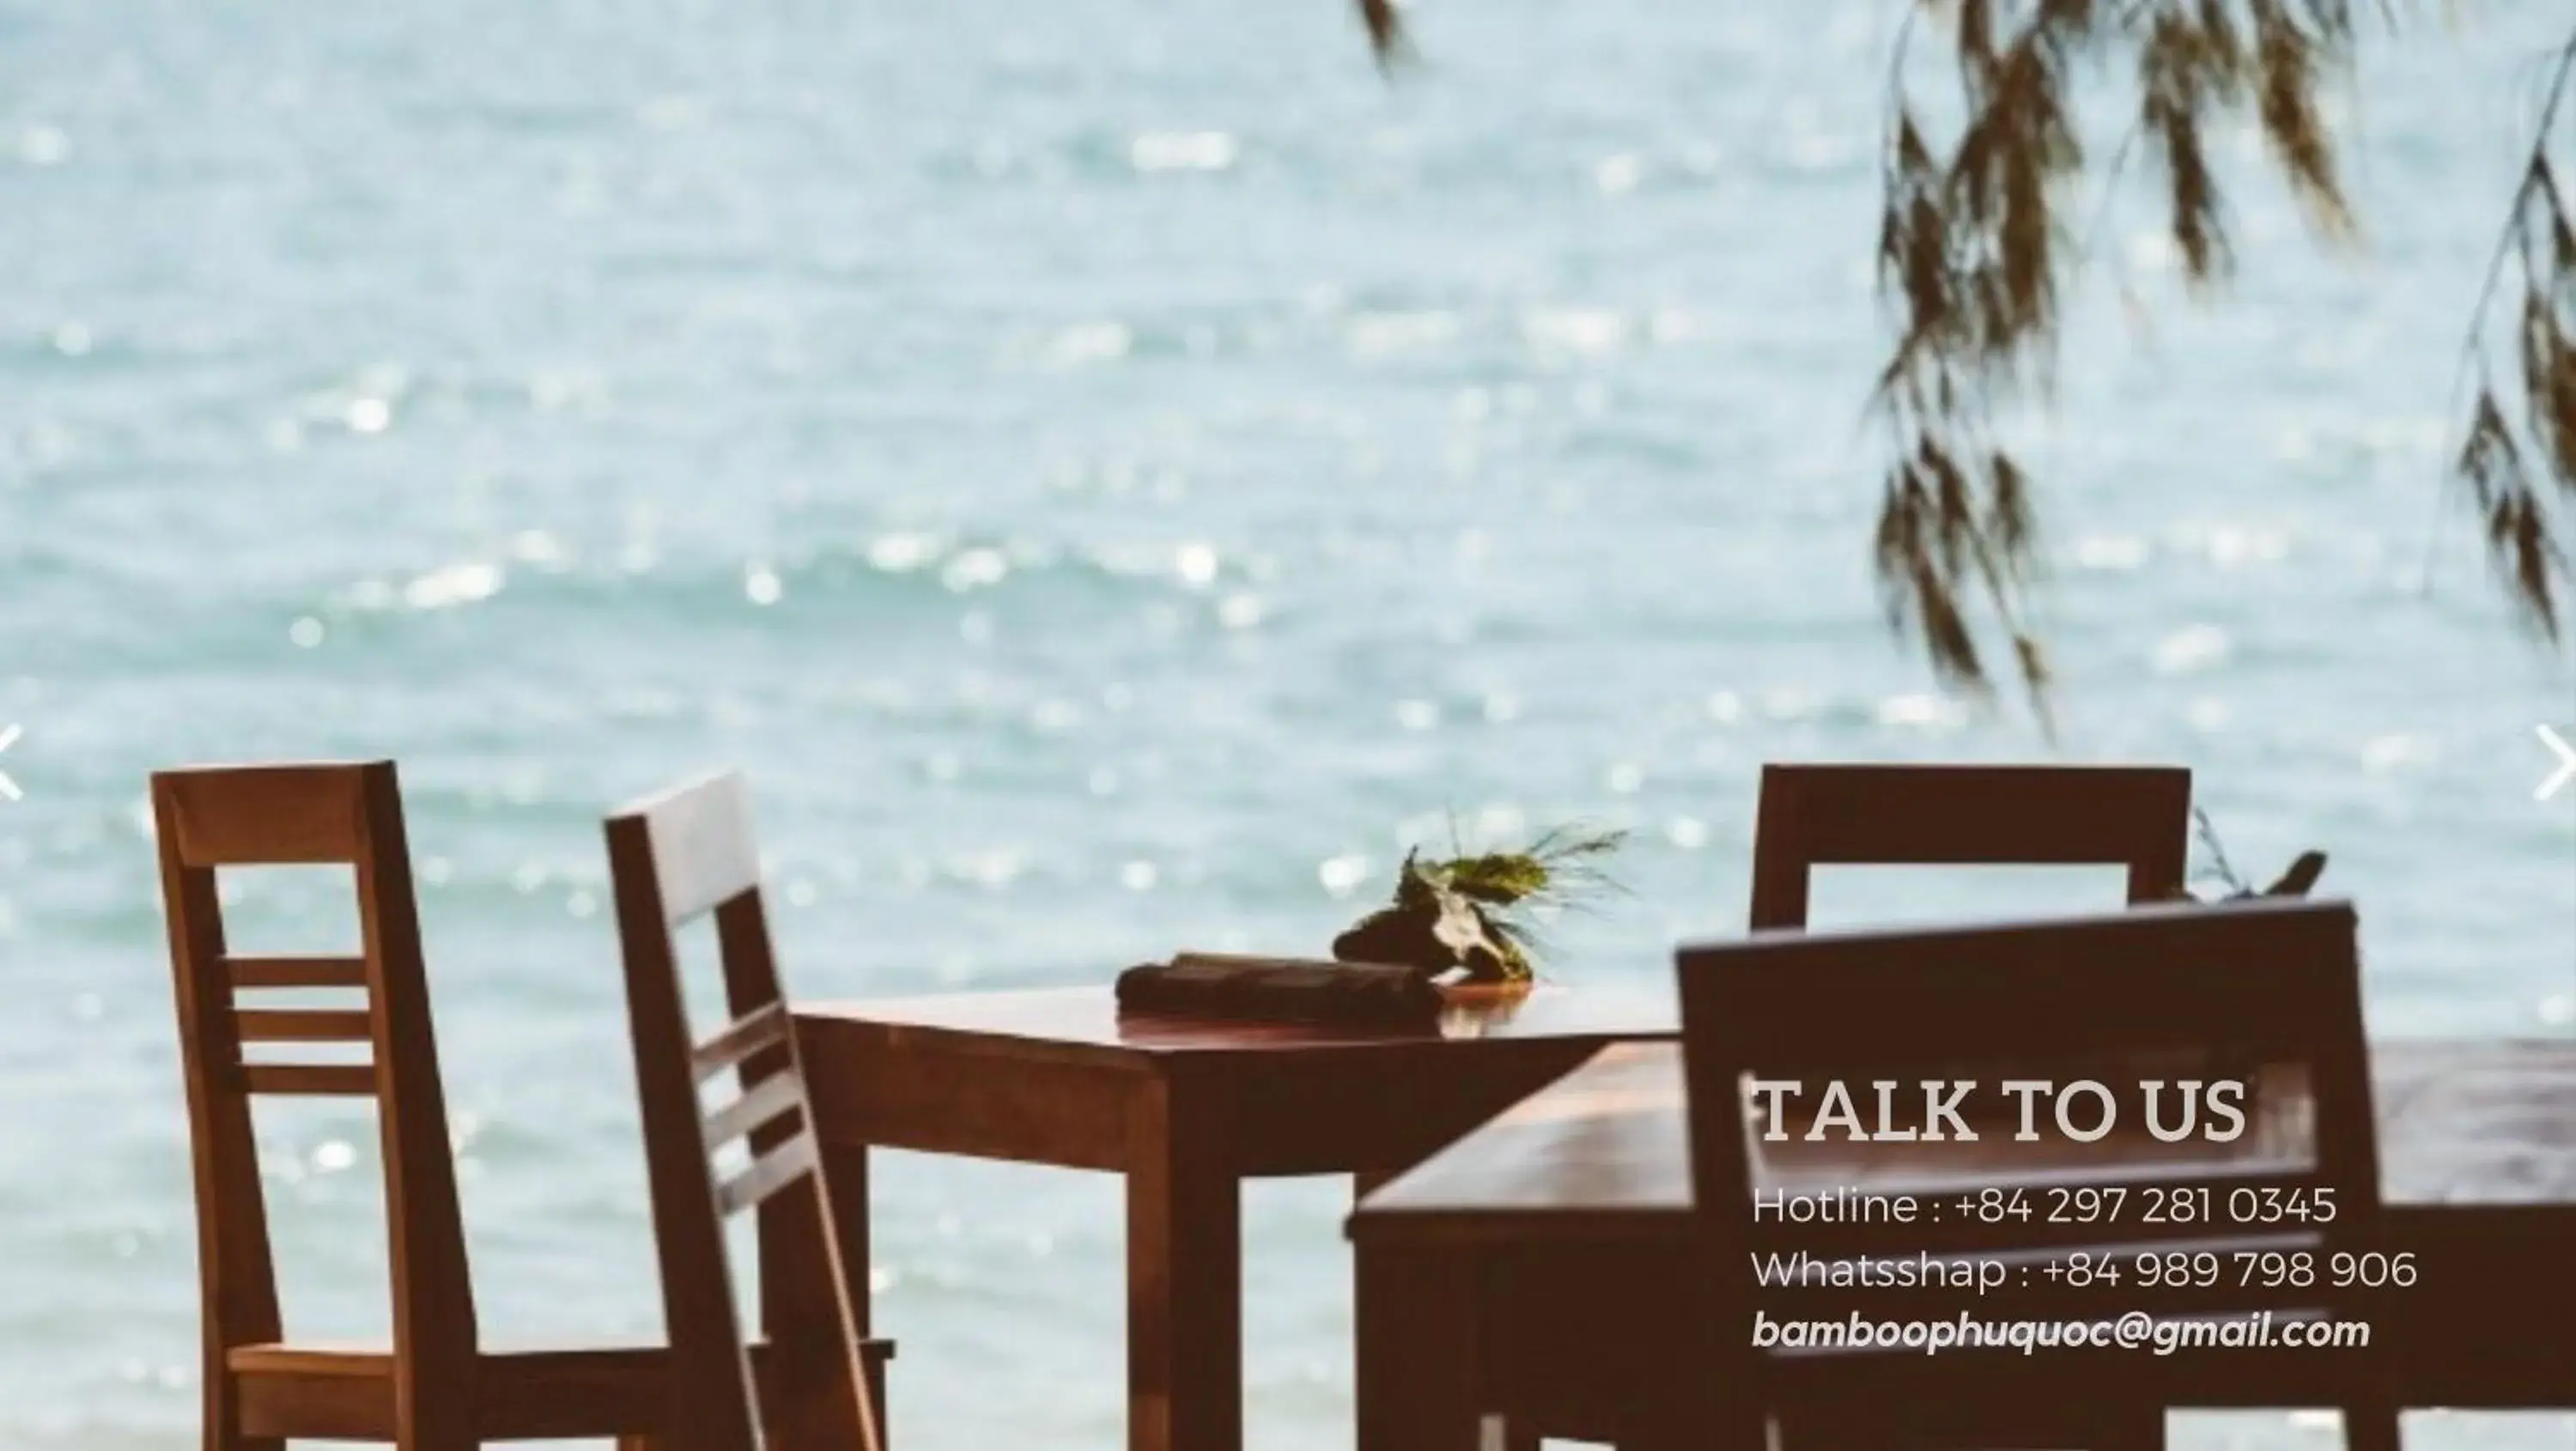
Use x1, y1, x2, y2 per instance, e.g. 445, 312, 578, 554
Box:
823, 1143, 888, 1441
1626, 1255, 1753, 1451
1127, 1078, 1242, 1451
820, 1143, 873, 1340
1354, 1238, 1485, 1451
763, 1141, 875, 1451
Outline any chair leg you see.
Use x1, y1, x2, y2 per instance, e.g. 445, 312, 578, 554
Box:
1622, 1381, 1752, 1450
866, 1353, 890, 1450
2343, 1405, 2401, 1451
210, 1419, 283, 1451
2090, 1412, 2165, 1451
205, 1359, 283, 1451
1780, 1409, 2155, 1451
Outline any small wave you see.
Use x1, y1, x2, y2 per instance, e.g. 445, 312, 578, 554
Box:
400, 561, 506, 610
14, 124, 69, 167
1521, 307, 1631, 357
2071, 533, 2151, 572
1874, 692, 1967, 732
1129, 130, 1239, 174
1347, 309, 1462, 358
2153, 624, 2233, 675
1041, 321, 1132, 367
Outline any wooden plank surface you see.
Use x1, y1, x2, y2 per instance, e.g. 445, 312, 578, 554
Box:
794, 994, 1666, 1175
796, 980, 1675, 1070
1352, 1037, 2576, 1241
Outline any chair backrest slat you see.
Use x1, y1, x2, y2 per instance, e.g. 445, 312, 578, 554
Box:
1748, 763, 2193, 928
1679, 900, 2382, 1424
158, 765, 375, 865
636, 773, 765, 923
225, 954, 371, 990
704, 1068, 805, 1150
605, 771, 883, 1451
716, 1130, 822, 1218
152, 761, 477, 1441
693, 1000, 792, 1084
239, 1063, 381, 1097
1707, 903, 2348, 1070
234, 1008, 375, 1043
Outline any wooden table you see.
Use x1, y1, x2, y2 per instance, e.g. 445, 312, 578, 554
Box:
1348, 1039, 2576, 1449
769, 982, 1674, 1451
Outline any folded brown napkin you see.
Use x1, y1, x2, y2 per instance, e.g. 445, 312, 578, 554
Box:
1114, 954, 1445, 1029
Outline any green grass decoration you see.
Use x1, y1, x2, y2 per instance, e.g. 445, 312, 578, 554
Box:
1333, 823, 1629, 984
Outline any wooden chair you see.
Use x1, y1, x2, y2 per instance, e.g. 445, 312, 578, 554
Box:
605, 772, 888, 1451
1738, 762, 2403, 1450
1487, 765, 2199, 1451
1747, 762, 2194, 929
153, 760, 679, 1448
1677, 899, 2397, 1451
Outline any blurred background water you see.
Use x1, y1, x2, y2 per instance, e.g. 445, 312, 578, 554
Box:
2, 0, 2572, 1447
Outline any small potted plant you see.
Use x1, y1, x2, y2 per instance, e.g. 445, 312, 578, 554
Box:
1331, 823, 1628, 987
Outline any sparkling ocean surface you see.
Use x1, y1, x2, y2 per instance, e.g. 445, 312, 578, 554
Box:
2, 1, 2572, 1447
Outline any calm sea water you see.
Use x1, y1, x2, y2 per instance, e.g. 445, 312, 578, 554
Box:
3, 1, 2572, 1447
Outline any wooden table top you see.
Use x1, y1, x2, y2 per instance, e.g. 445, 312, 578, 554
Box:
1352, 1038, 2576, 1242
796, 981, 1679, 1070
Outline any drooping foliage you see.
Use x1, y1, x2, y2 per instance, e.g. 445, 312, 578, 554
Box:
2454, 35, 2576, 644
1352, 2, 2576, 701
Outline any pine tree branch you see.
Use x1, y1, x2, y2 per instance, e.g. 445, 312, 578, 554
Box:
2451, 32, 2576, 426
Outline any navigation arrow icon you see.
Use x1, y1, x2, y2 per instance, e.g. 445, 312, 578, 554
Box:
2539, 725, 2576, 803
0, 725, 18, 803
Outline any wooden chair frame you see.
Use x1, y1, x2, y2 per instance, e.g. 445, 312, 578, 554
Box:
154, 760, 672, 1448
605, 771, 886, 1451
1747, 762, 2195, 929
1679, 899, 2392, 1451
